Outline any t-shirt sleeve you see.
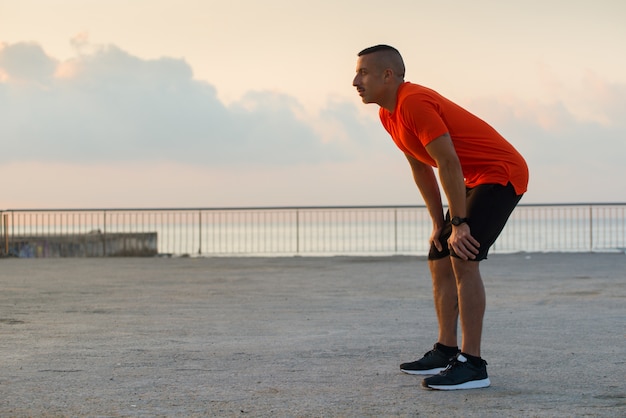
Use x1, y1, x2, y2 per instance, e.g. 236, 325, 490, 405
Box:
399, 94, 449, 146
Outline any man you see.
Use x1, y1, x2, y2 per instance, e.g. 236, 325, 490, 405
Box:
353, 45, 528, 390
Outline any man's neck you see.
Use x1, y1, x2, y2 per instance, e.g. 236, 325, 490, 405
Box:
380, 81, 403, 113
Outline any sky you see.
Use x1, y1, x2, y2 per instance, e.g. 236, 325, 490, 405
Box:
1, 0, 625, 209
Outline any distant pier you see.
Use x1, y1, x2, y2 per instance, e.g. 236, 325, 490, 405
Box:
4, 232, 157, 257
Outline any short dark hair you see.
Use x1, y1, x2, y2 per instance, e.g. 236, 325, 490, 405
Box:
357, 44, 405, 78
357, 44, 401, 57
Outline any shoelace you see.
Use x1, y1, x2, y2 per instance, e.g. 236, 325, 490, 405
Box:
443, 357, 488, 374
441, 359, 462, 373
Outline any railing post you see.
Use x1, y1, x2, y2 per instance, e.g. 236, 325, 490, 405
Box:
3, 213, 8, 256
394, 209, 398, 253
198, 211, 202, 255
11, 212, 14, 255
589, 204, 593, 251
103, 210, 107, 256
296, 209, 300, 254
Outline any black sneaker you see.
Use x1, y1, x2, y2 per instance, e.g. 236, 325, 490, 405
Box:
421, 353, 491, 390
400, 344, 458, 375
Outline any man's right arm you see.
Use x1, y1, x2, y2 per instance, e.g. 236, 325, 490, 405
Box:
405, 153, 445, 251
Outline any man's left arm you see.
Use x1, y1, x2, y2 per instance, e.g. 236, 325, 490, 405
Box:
425, 133, 480, 260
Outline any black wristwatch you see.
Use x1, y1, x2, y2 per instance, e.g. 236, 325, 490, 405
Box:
450, 216, 469, 226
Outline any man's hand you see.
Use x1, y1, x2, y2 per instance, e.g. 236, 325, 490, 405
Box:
430, 225, 444, 252
448, 223, 480, 260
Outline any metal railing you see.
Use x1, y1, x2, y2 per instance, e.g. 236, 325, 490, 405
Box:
1, 204, 625, 257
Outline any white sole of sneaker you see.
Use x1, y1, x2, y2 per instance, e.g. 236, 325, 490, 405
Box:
400, 367, 446, 375
424, 377, 491, 390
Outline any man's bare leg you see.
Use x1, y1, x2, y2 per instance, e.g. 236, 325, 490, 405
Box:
451, 258, 485, 357
429, 257, 459, 348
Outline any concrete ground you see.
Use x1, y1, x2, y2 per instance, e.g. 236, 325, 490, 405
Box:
0, 253, 624, 417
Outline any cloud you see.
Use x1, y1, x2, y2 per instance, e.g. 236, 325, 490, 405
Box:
467, 80, 626, 202
0, 42, 57, 82
1, 40, 625, 206
0, 41, 378, 167
580, 71, 626, 127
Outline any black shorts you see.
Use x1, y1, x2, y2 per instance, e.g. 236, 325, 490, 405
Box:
429, 183, 523, 261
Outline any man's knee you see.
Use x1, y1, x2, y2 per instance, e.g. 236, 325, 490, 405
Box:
450, 257, 481, 280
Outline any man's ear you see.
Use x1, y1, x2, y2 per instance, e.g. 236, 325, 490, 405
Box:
383, 68, 394, 83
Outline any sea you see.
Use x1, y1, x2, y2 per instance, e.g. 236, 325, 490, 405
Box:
3, 204, 625, 257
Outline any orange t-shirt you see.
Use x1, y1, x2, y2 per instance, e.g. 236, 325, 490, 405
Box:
380, 82, 529, 195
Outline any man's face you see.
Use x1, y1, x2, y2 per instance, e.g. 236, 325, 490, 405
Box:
352, 54, 386, 105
